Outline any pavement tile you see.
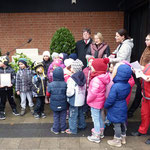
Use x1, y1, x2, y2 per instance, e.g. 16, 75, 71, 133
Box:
40, 137, 59, 149
59, 137, 80, 149
0, 138, 21, 149
18, 138, 41, 149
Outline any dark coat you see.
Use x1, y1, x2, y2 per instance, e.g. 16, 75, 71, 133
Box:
75, 39, 92, 68
42, 59, 51, 75
104, 64, 132, 123
47, 67, 67, 111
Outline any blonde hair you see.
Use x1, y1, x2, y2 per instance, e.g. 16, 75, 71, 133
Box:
94, 32, 104, 42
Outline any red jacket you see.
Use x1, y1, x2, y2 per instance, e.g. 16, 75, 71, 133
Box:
141, 63, 150, 100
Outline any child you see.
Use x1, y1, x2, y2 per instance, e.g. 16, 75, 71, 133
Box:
16, 58, 34, 116
47, 67, 67, 134
32, 62, 47, 119
104, 64, 132, 147
0, 56, 19, 120
87, 58, 110, 143
131, 63, 150, 144
42, 51, 51, 75
66, 59, 86, 134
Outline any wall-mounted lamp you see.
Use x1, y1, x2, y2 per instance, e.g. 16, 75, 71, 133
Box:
72, 0, 76, 4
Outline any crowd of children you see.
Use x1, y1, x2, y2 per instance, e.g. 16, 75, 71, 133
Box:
0, 49, 150, 148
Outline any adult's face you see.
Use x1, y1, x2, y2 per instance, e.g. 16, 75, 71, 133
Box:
83, 31, 91, 40
115, 32, 125, 43
145, 35, 150, 47
94, 35, 101, 44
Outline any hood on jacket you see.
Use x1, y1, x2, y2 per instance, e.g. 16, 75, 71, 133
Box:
97, 72, 110, 85
113, 64, 132, 83
123, 39, 134, 49
53, 67, 64, 81
71, 71, 86, 86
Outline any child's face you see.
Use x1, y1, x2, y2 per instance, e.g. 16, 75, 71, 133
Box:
88, 59, 94, 68
19, 62, 26, 69
43, 55, 49, 61
53, 65, 58, 70
91, 66, 95, 72
0, 62, 4, 67
109, 64, 114, 73
36, 67, 44, 74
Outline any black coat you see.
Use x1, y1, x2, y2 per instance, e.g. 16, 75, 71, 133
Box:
75, 39, 92, 68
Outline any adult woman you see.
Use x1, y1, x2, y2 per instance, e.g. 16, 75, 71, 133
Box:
86, 32, 110, 59
109, 29, 134, 63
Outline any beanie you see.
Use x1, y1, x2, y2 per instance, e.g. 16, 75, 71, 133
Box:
43, 51, 50, 57
18, 58, 27, 67
51, 52, 59, 60
69, 53, 77, 60
64, 58, 74, 67
92, 58, 109, 72
71, 59, 83, 73
0, 56, 9, 66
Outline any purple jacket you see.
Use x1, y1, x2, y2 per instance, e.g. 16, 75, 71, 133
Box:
87, 72, 110, 109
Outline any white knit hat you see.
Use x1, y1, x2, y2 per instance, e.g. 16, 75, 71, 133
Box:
71, 59, 83, 73
51, 52, 59, 60
43, 51, 50, 57
64, 58, 74, 67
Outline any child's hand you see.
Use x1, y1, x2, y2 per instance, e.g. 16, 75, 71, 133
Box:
17, 91, 20, 95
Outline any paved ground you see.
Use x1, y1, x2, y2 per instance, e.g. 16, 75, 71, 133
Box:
0, 85, 150, 150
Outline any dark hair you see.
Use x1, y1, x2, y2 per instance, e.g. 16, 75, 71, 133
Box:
117, 29, 130, 40
147, 33, 150, 37
82, 28, 91, 34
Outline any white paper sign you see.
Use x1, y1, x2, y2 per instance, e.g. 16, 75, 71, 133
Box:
0, 73, 11, 87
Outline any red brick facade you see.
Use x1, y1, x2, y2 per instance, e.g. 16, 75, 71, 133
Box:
0, 12, 124, 56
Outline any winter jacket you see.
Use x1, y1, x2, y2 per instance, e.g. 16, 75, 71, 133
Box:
86, 42, 110, 58
42, 59, 51, 75
15, 67, 33, 92
75, 39, 92, 68
64, 67, 72, 82
104, 64, 132, 123
0, 65, 15, 90
111, 39, 134, 63
32, 74, 47, 97
87, 73, 110, 109
141, 63, 150, 100
47, 67, 67, 111
67, 71, 86, 107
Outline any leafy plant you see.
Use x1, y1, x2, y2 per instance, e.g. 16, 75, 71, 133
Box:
50, 27, 76, 55
10, 53, 33, 72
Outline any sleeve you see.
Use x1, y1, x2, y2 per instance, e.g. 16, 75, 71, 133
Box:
103, 46, 110, 57
104, 84, 117, 109
11, 68, 16, 85
15, 72, 20, 91
86, 45, 92, 55
66, 78, 75, 97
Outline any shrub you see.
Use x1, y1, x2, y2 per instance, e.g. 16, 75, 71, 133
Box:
50, 27, 76, 55
10, 53, 33, 72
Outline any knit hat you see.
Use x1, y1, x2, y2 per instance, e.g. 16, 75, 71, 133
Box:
69, 53, 77, 60
0, 56, 9, 66
51, 52, 59, 60
59, 53, 68, 61
33, 62, 44, 71
64, 58, 74, 67
71, 59, 83, 73
18, 58, 27, 67
92, 58, 109, 72
43, 51, 50, 57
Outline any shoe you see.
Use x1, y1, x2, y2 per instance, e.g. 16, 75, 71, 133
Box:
0, 111, 6, 120
131, 131, 146, 136
61, 130, 66, 133
121, 135, 126, 144
87, 134, 100, 143
30, 107, 34, 115
66, 129, 73, 134
12, 109, 20, 116
51, 127, 59, 134
145, 138, 150, 144
34, 113, 40, 119
107, 137, 122, 147
41, 112, 46, 118
20, 108, 26, 116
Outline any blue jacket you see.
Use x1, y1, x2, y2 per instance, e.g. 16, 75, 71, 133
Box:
47, 67, 67, 111
104, 64, 132, 123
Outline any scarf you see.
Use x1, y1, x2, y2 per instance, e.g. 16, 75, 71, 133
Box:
90, 71, 106, 80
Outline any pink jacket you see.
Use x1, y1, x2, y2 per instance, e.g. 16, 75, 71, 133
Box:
87, 72, 110, 109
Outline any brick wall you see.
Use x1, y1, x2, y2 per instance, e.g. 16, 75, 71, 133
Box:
0, 12, 124, 56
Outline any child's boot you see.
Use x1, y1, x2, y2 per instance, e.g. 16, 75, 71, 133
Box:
30, 107, 34, 115
107, 136, 122, 147
121, 134, 126, 144
20, 108, 26, 116
87, 130, 100, 143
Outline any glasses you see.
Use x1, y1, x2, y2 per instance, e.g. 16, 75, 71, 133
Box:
145, 39, 150, 41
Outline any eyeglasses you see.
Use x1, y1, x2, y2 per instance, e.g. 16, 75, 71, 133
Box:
145, 39, 150, 41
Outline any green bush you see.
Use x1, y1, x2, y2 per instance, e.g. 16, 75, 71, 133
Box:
10, 53, 33, 72
50, 27, 76, 55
